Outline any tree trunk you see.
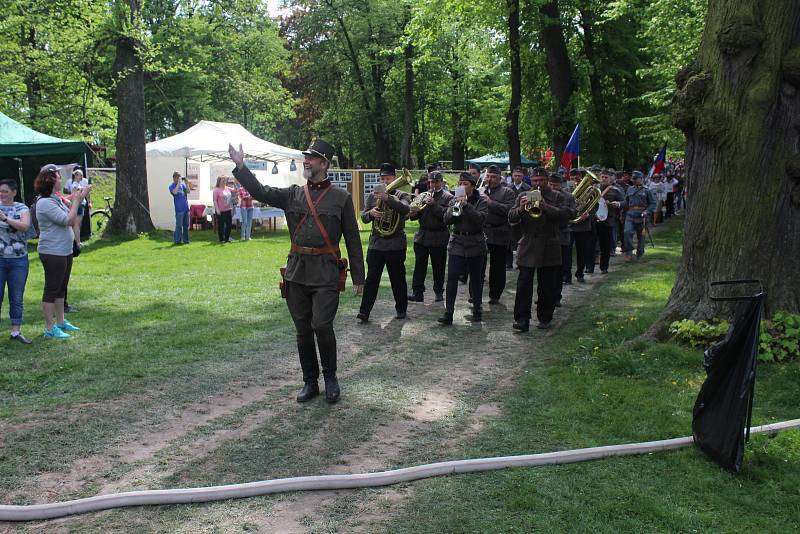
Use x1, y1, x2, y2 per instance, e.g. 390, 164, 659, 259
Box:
401, 41, 414, 168
110, 0, 155, 235
657, 0, 800, 333
579, 6, 613, 165
506, 0, 522, 168
22, 27, 41, 125
538, 0, 575, 163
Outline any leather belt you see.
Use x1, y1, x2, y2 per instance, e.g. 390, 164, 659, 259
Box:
290, 243, 339, 255
452, 230, 483, 236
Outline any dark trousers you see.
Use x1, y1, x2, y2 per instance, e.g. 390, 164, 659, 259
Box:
561, 243, 572, 283
596, 224, 614, 272
573, 231, 594, 278
506, 242, 515, 268
411, 243, 446, 297
39, 253, 73, 303
666, 192, 675, 217
285, 281, 340, 384
483, 243, 508, 300
359, 248, 407, 316
514, 265, 562, 324
446, 253, 485, 315
217, 210, 232, 242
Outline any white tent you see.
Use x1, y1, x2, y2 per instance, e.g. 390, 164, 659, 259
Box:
145, 120, 304, 229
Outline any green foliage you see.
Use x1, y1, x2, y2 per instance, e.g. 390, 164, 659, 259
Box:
669, 318, 729, 348
670, 312, 800, 363
759, 311, 800, 363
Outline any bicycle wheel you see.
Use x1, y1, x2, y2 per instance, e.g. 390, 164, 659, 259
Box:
90, 210, 110, 236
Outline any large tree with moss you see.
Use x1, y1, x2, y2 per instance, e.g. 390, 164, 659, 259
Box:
662, 0, 800, 324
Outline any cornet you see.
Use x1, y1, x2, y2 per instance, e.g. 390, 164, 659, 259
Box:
523, 188, 542, 218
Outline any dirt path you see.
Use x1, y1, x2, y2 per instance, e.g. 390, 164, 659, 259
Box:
4, 243, 642, 533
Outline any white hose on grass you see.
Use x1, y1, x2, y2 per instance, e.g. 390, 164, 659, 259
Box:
2, 419, 798, 522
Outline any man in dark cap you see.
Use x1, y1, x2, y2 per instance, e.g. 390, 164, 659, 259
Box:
547, 173, 575, 305
358, 163, 412, 322
479, 164, 517, 305
596, 169, 625, 273
569, 166, 597, 283
509, 169, 576, 331
228, 140, 364, 404
408, 171, 452, 303
622, 170, 656, 261
438, 171, 488, 324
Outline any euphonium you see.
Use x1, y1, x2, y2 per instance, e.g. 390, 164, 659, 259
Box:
374, 168, 412, 237
570, 169, 602, 224
523, 188, 543, 218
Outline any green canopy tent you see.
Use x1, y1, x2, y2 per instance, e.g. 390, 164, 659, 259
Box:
0, 112, 90, 204
464, 152, 539, 167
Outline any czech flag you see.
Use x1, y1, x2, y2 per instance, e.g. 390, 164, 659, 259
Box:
560, 123, 581, 171
647, 143, 667, 180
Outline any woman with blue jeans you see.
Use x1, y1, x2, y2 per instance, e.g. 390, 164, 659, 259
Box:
0, 179, 33, 344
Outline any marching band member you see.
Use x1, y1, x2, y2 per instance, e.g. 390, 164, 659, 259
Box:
596, 169, 625, 274
408, 171, 452, 303
438, 172, 488, 325
509, 170, 576, 332
507, 166, 531, 269
546, 173, 575, 306
480, 164, 517, 305
622, 170, 656, 261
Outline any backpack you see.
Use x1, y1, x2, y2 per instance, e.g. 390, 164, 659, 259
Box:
27, 196, 41, 239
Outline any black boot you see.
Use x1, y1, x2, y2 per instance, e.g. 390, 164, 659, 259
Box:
434, 293, 444, 302
512, 320, 530, 332
437, 312, 453, 325
296, 381, 320, 403
465, 309, 482, 322
407, 293, 424, 302
324, 375, 340, 403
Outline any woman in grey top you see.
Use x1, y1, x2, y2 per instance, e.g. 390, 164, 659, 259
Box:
33, 164, 91, 339
0, 179, 33, 343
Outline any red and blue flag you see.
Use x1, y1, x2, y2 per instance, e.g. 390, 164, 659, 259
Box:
559, 123, 581, 171
647, 143, 667, 179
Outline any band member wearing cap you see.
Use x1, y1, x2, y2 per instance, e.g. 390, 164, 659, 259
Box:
509, 169, 576, 332
569, 168, 597, 283
596, 170, 625, 273
358, 163, 412, 322
480, 164, 517, 305
622, 170, 656, 262
408, 171, 452, 303
547, 173, 575, 305
438, 172, 488, 324
228, 140, 365, 404
506, 167, 531, 269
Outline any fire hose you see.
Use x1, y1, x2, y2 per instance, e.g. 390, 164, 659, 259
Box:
1, 419, 798, 522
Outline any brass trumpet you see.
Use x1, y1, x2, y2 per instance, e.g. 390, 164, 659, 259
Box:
523, 188, 542, 218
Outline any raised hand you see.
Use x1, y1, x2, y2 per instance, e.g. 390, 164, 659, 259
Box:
228, 143, 245, 169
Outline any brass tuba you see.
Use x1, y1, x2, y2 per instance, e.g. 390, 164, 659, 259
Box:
374, 168, 412, 237
523, 188, 543, 218
570, 169, 602, 224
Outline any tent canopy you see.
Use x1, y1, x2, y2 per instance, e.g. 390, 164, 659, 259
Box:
0, 111, 87, 157
465, 152, 538, 167
145, 120, 302, 163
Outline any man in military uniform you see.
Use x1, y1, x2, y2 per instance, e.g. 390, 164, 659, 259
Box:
622, 170, 657, 261
569, 166, 597, 283
506, 166, 531, 269
228, 140, 364, 404
480, 164, 517, 304
547, 173, 575, 305
438, 172, 488, 325
509, 170, 576, 332
408, 171, 452, 303
596, 169, 625, 273
358, 163, 412, 322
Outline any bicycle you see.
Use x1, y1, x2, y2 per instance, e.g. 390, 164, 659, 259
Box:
90, 196, 113, 235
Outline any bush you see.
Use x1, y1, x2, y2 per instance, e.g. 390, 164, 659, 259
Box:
670, 312, 800, 363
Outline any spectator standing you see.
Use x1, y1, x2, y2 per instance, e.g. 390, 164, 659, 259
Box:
213, 176, 234, 243
63, 168, 89, 249
169, 171, 190, 245
34, 164, 90, 338
237, 181, 254, 241
0, 179, 32, 343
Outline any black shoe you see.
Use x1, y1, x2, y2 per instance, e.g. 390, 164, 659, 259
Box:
296, 382, 320, 403
395, 311, 407, 319
563, 279, 572, 285
324, 376, 340, 403
576, 277, 586, 283
64, 304, 77, 313
512, 321, 529, 332
601, 269, 609, 274
10, 333, 32, 344
435, 293, 444, 302
437, 313, 453, 325
488, 298, 500, 305
357, 313, 369, 324
585, 270, 595, 275
407, 294, 424, 302
465, 311, 482, 322
536, 321, 552, 330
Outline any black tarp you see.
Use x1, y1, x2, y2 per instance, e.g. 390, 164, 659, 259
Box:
692, 282, 766, 472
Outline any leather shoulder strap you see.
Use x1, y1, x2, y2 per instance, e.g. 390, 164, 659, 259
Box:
303, 184, 338, 261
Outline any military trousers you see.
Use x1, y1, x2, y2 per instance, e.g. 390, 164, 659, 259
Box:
446, 253, 485, 315
596, 224, 614, 271
480, 243, 509, 301
411, 242, 446, 297
573, 230, 595, 278
624, 216, 646, 257
285, 281, 340, 384
514, 265, 562, 324
360, 248, 408, 317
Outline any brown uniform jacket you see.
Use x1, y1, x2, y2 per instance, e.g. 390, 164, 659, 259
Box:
410, 188, 452, 247
558, 192, 576, 246
232, 165, 365, 286
509, 187, 576, 268
482, 183, 518, 246
598, 184, 625, 227
444, 190, 488, 257
361, 190, 411, 251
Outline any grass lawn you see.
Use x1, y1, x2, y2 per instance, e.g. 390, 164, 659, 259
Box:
0, 218, 797, 532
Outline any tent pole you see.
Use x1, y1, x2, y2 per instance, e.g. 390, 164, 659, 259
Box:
13, 158, 24, 202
